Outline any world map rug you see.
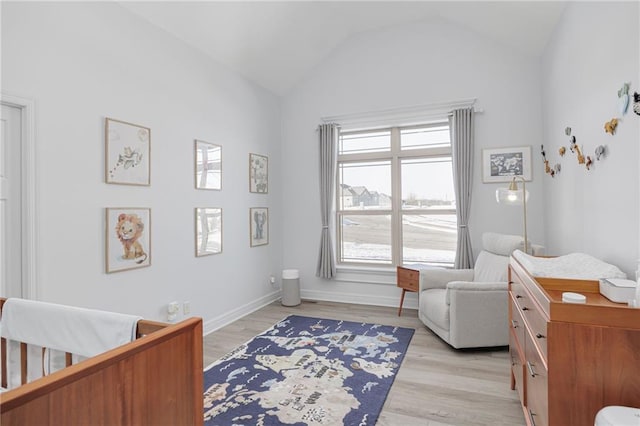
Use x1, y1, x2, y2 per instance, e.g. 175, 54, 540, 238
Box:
203, 315, 415, 426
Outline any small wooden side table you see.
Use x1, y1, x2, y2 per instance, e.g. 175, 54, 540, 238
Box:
396, 266, 420, 316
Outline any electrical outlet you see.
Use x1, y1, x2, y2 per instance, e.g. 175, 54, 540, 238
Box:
270, 275, 276, 285
168, 301, 179, 322
183, 301, 190, 315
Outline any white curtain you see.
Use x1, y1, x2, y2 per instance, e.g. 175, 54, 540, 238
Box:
450, 108, 475, 269
316, 123, 338, 278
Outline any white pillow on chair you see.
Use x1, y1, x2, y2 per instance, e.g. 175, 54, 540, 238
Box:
482, 232, 525, 256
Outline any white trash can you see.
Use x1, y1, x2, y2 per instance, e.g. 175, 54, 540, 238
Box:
594, 406, 640, 425
281, 269, 301, 306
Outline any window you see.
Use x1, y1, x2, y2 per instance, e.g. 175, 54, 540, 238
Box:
337, 123, 456, 267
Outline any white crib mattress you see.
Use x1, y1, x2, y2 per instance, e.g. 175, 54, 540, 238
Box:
512, 250, 627, 280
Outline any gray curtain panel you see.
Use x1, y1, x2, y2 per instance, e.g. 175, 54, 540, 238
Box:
316, 123, 339, 278
450, 108, 475, 269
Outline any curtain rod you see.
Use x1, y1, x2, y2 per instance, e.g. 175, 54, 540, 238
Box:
320, 98, 480, 127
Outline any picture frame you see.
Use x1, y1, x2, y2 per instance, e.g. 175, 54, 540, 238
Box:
105, 118, 150, 186
195, 140, 221, 190
482, 146, 532, 183
106, 207, 151, 273
195, 207, 222, 257
249, 207, 269, 247
249, 153, 268, 193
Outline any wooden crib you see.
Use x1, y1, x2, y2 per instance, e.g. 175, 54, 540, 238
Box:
0, 298, 204, 425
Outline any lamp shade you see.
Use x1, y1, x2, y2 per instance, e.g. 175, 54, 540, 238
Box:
495, 176, 530, 253
495, 187, 529, 205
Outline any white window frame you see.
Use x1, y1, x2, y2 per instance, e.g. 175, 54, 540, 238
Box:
336, 122, 455, 268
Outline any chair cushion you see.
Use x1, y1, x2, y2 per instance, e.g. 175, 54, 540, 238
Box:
482, 232, 524, 256
474, 251, 510, 282
419, 289, 449, 331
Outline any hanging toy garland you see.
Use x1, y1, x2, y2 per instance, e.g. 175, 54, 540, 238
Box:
633, 92, 640, 116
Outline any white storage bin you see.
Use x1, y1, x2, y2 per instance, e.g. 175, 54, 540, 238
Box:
594, 406, 640, 426
281, 269, 300, 306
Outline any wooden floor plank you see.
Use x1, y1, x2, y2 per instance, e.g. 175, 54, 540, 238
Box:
203, 300, 525, 426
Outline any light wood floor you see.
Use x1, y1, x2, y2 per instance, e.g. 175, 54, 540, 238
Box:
203, 300, 526, 426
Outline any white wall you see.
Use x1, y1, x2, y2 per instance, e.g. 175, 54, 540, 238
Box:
541, 1, 640, 276
281, 18, 546, 308
1, 2, 283, 330
6, 2, 635, 327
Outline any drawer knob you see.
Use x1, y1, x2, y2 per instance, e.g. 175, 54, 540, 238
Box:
536, 333, 546, 339
526, 361, 538, 377
522, 307, 530, 311
515, 295, 523, 299
511, 320, 518, 328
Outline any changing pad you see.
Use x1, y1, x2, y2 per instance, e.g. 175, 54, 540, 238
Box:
512, 250, 627, 280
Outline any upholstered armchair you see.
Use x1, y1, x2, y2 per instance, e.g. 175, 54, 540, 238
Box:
418, 232, 543, 349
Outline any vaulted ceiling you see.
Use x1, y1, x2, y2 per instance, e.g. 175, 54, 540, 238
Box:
121, 1, 567, 96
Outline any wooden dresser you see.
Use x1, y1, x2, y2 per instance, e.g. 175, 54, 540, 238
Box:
508, 256, 640, 426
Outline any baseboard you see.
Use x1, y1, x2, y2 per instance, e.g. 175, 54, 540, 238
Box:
300, 288, 419, 311
203, 290, 282, 335
203, 288, 419, 335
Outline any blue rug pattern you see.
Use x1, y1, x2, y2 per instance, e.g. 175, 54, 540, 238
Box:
203, 315, 414, 425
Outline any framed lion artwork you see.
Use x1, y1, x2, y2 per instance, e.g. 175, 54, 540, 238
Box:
106, 207, 151, 273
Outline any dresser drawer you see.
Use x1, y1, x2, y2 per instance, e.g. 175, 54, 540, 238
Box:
397, 267, 419, 292
509, 329, 526, 404
520, 302, 548, 362
510, 295, 526, 346
511, 279, 548, 361
525, 332, 548, 426
510, 279, 530, 309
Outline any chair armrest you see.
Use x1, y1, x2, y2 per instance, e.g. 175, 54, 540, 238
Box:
446, 281, 510, 348
446, 281, 507, 304
419, 269, 474, 291
530, 244, 545, 256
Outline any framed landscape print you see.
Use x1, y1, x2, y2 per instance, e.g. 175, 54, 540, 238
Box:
482, 146, 532, 183
106, 208, 151, 273
105, 118, 150, 186
195, 207, 222, 257
249, 153, 268, 193
249, 207, 268, 247
195, 140, 221, 190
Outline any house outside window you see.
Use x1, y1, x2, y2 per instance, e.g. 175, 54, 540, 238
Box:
337, 123, 457, 267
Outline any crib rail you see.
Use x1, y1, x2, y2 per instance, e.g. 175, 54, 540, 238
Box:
0, 298, 169, 388
0, 297, 204, 425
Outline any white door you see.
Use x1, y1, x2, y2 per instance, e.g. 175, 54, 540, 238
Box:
0, 104, 23, 297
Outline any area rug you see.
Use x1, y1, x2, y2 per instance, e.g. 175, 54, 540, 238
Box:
203, 315, 415, 425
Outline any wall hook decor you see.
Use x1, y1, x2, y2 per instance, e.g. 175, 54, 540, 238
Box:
618, 83, 630, 115
559, 146, 566, 156
604, 118, 619, 135
595, 145, 605, 161
585, 156, 593, 170
633, 92, 640, 116
540, 145, 555, 177
569, 137, 585, 164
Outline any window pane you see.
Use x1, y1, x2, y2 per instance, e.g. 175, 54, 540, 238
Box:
401, 157, 455, 209
402, 214, 456, 265
196, 143, 221, 190
340, 214, 392, 264
339, 161, 391, 210
401, 125, 450, 150
196, 208, 222, 255
339, 130, 391, 155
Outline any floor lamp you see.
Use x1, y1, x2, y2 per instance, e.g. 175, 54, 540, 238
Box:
495, 176, 530, 254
